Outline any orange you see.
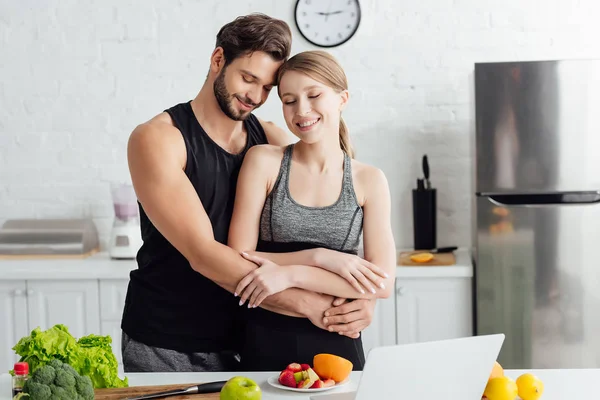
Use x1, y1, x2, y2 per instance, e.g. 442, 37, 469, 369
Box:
489, 361, 504, 381
492, 207, 510, 217
516, 373, 544, 400
313, 354, 353, 383
483, 376, 518, 400
410, 252, 434, 263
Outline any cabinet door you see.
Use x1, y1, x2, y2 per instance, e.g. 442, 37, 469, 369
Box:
101, 320, 124, 371
26, 280, 100, 339
99, 279, 129, 371
99, 280, 129, 321
360, 295, 397, 358
0, 281, 29, 371
395, 278, 473, 344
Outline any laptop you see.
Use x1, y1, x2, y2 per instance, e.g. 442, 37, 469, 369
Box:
310, 334, 505, 400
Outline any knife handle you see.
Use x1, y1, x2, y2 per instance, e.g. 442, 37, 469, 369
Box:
435, 246, 457, 253
195, 380, 228, 394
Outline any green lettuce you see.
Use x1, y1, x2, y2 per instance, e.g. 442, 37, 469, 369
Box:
11, 324, 128, 389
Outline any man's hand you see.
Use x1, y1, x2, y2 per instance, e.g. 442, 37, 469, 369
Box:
322, 298, 377, 339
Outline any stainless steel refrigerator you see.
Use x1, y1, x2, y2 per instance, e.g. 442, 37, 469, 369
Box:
474, 59, 600, 369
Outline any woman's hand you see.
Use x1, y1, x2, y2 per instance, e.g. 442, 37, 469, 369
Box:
314, 248, 389, 294
235, 252, 294, 308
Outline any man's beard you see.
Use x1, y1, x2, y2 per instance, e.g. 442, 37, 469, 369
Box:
213, 68, 261, 121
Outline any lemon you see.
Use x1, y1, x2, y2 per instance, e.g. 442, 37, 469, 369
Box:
516, 373, 544, 400
484, 376, 518, 400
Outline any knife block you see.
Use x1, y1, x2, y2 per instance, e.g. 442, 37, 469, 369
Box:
412, 189, 436, 250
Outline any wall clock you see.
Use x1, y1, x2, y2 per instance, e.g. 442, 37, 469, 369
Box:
294, 0, 361, 48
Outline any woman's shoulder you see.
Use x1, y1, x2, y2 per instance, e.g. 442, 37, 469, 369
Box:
351, 159, 388, 184
350, 160, 390, 203
243, 144, 287, 169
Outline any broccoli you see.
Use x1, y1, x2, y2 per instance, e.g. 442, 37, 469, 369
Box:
21, 359, 94, 400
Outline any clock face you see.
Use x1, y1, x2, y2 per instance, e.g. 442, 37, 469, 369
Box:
294, 0, 361, 48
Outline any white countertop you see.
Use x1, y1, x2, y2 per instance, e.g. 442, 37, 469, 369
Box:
0, 252, 137, 280
0, 248, 472, 280
0, 368, 595, 399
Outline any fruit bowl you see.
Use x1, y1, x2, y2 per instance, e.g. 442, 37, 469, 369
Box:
267, 375, 350, 393
271, 359, 353, 393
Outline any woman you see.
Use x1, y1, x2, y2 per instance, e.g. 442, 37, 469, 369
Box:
228, 50, 396, 371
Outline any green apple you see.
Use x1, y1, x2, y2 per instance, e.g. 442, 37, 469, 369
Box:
220, 376, 262, 400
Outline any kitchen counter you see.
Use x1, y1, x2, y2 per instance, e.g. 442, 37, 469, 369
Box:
395, 247, 472, 278
0, 368, 595, 399
0, 248, 472, 280
0, 252, 136, 280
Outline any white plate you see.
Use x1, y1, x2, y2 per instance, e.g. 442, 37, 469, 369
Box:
267, 375, 350, 393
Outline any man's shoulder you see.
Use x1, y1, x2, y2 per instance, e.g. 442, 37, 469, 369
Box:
131, 112, 180, 142
254, 116, 291, 146
128, 113, 185, 163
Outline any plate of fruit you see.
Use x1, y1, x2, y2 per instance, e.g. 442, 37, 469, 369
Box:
268, 354, 353, 393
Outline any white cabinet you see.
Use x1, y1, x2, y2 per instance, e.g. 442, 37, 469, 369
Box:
99, 280, 129, 321
0, 249, 475, 372
395, 277, 473, 344
99, 279, 130, 366
361, 295, 396, 358
0, 281, 28, 371
0, 280, 101, 371
26, 280, 100, 339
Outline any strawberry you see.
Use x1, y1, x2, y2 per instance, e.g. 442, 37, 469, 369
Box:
286, 363, 302, 373
301, 363, 311, 371
278, 370, 297, 388
310, 380, 325, 388
323, 379, 335, 388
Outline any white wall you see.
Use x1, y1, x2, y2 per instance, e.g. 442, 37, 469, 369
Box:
2, 0, 600, 250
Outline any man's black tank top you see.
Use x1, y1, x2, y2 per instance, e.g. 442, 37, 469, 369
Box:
121, 101, 268, 353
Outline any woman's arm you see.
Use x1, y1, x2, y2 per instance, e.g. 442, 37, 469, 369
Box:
360, 167, 396, 296
229, 146, 375, 301
281, 166, 396, 299
235, 166, 396, 307
228, 145, 278, 253
235, 254, 384, 308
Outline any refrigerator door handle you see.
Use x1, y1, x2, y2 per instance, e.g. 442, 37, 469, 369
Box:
484, 191, 600, 206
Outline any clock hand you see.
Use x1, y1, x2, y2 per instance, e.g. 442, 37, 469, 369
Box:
329, 10, 344, 15
326, 0, 332, 22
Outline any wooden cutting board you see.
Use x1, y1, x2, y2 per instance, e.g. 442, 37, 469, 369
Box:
398, 251, 456, 266
0, 247, 99, 259
94, 383, 220, 400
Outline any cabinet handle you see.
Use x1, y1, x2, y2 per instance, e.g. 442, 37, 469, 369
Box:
396, 286, 405, 296
13, 289, 24, 296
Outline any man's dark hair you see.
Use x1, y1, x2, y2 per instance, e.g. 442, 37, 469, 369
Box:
215, 13, 292, 66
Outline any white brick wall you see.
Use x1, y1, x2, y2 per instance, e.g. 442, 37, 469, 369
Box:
2, 0, 600, 250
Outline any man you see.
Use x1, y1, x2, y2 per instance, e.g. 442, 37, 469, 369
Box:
121, 13, 376, 373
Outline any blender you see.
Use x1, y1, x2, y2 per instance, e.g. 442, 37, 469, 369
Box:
109, 183, 143, 259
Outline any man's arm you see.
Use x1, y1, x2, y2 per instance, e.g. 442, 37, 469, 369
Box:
127, 120, 332, 318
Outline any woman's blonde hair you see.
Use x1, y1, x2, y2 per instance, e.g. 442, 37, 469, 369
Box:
277, 50, 354, 158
